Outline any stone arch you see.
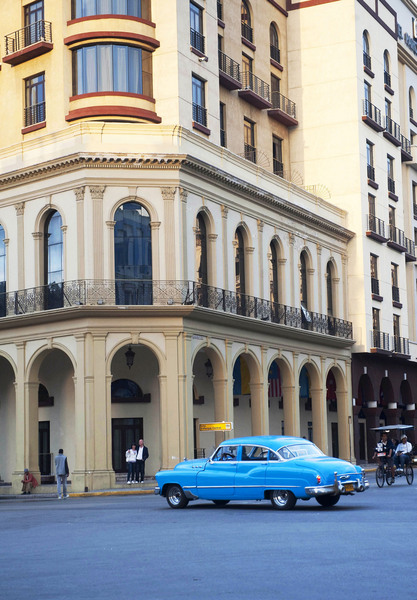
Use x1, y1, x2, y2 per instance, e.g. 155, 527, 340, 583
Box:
357, 373, 374, 407
409, 86, 416, 118
110, 195, 158, 223
379, 376, 394, 408
27, 342, 77, 381
383, 49, 390, 74
400, 379, 413, 408
195, 207, 217, 288
232, 349, 263, 436
325, 364, 348, 459
266, 353, 293, 436
298, 358, 323, 448
106, 336, 165, 377
34, 203, 68, 233
0, 355, 17, 483
299, 246, 314, 312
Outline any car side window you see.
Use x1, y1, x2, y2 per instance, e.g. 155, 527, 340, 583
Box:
268, 450, 280, 461
212, 446, 238, 461
278, 446, 292, 460
241, 446, 268, 461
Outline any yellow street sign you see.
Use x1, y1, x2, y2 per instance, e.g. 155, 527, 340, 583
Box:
199, 422, 233, 432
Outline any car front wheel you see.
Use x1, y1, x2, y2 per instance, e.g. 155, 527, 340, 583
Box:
166, 485, 189, 509
270, 490, 296, 510
316, 494, 340, 507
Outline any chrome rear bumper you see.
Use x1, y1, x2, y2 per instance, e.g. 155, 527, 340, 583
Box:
305, 473, 369, 497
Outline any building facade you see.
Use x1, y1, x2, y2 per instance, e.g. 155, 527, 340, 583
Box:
287, 0, 417, 460
0, 0, 355, 493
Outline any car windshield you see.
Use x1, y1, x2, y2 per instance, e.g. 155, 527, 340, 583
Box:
278, 443, 324, 460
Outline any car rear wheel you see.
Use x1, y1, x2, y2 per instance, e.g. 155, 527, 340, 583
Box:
270, 490, 296, 510
166, 485, 189, 509
212, 500, 230, 507
316, 494, 340, 507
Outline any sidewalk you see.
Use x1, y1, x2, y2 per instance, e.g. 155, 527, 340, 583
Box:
0, 480, 157, 501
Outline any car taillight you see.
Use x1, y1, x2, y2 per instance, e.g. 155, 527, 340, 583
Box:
316, 475, 321, 484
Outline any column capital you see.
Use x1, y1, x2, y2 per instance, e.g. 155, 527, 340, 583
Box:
74, 186, 86, 202
161, 187, 176, 202
150, 221, 161, 230
15, 202, 25, 216
221, 205, 229, 219
257, 219, 264, 233
179, 188, 188, 203
89, 186, 106, 200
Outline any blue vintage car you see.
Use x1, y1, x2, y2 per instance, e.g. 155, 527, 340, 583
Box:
155, 435, 369, 510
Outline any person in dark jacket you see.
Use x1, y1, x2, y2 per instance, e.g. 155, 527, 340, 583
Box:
55, 449, 69, 499
135, 439, 149, 483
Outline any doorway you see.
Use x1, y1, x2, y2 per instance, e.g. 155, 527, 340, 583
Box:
39, 421, 51, 476
112, 418, 143, 472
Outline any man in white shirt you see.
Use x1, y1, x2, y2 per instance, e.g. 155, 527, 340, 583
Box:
394, 435, 413, 472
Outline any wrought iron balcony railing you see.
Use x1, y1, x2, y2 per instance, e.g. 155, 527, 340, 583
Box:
384, 71, 391, 87
271, 92, 296, 119
5, 20, 52, 55
273, 159, 284, 177
389, 225, 405, 248
392, 285, 400, 303
270, 44, 280, 63
363, 100, 382, 127
192, 103, 207, 127
0, 279, 353, 339
367, 164, 376, 181
385, 116, 401, 143
190, 28, 205, 54
218, 50, 241, 82
363, 52, 372, 70
371, 330, 390, 350
392, 336, 409, 355
371, 278, 380, 296
244, 143, 257, 163
388, 177, 396, 194
220, 128, 226, 147
367, 214, 386, 238
241, 22, 253, 43
242, 71, 270, 102
24, 101, 46, 127
405, 237, 416, 258
414, 204, 417, 219
401, 134, 411, 155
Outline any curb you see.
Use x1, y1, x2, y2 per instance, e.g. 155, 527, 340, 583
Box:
69, 489, 154, 498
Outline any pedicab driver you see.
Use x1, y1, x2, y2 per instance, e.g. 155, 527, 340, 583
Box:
394, 434, 413, 472
373, 431, 395, 478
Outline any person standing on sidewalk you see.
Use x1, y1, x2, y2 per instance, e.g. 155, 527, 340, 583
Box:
135, 439, 149, 483
125, 444, 137, 484
55, 449, 69, 499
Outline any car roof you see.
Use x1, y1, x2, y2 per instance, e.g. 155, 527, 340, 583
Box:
219, 435, 312, 452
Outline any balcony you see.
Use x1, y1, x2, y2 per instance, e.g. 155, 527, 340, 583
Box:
387, 177, 396, 195
270, 44, 280, 65
387, 225, 407, 253
384, 71, 393, 94
401, 135, 413, 161
384, 116, 401, 146
190, 28, 205, 55
371, 330, 390, 353
0, 279, 353, 340
363, 52, 373, 76
366, 214, 388, 243
367, 164, 378, 189
405, 237, 416, 262
24, 102, 46, 128
238, 72, 271, 109
362, 100, 384, 132
392, 336, 410, 357
268, 92, 298, 126
371, 277, 381, 298
220, 128, 226, 148
3, 21, 53, 65
244, 143, 257, 163
218, 51, 241, 90
392, 285, 400, 303
192, 103, 209, 134
273, 159, 284, 177
241, 22, 253, 44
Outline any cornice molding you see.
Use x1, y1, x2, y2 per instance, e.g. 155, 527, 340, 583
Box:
0, 152, 354, 241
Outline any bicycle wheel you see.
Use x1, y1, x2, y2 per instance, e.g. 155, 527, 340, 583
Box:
386, 470, 394, 485
376, 465, 384, 487
405, 464, 414, 485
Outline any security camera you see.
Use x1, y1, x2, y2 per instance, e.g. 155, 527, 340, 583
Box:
198, 55, 208, 62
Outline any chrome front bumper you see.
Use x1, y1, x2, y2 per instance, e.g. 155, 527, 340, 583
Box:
154, 486, 161, 495
305, 473, 369, 497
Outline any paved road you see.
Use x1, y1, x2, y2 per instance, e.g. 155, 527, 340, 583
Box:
1, 480, 417, 600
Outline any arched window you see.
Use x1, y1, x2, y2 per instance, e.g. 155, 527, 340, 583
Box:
234, 228, 246, 296
299, 251, 308, 309
44, 211, 63, 285
0, 226, 6, 316
363, 31, 371, 70
111, 379, 143, 403
114, 201, 152, 304
269, 240, 279, 305
241, 1, 253, 42
270, 24, 280, 63
383, 50, 391, 87
326, 261, 334, 317
195, 213, 208, 286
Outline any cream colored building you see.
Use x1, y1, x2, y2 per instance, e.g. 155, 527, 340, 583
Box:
0, 0, 355, 493
288, 0, 417, 460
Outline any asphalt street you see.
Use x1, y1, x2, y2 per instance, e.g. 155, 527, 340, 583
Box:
1, 479, 417, 600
